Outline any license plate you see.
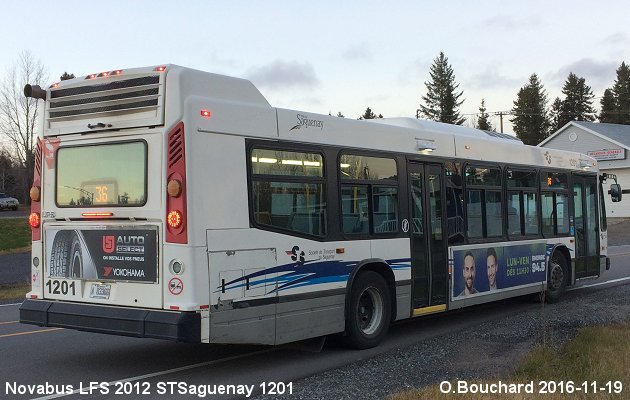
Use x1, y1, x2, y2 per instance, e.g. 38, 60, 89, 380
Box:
89, 283, 111, 300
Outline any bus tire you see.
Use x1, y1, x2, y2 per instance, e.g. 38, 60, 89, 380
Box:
50, 231, 83, 278
545, 252, 568, 303
343, 271, 391, 349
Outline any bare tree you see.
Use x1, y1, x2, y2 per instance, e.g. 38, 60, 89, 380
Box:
0, 51, 48, 202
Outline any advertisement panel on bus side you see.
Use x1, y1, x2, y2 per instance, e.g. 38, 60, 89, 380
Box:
451, 241, 547, 300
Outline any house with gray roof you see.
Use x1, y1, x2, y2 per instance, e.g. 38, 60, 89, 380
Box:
538, 121, 630, 217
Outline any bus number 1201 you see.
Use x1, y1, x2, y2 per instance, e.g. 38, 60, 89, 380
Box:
46, 279, 77, 296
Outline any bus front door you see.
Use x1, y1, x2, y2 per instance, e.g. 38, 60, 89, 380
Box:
573, 174, 600, 278
408, 162, 447, 315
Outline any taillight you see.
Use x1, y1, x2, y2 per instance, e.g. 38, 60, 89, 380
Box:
167, 210, 182, 229
166, 122, 187, 243
29, 213, 40, 228
31, 138, 43, 240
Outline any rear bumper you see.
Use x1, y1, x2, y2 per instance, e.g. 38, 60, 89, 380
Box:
19, 299, 200, 343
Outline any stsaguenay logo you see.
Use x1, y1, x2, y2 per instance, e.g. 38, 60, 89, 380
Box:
290, 113, 324, 131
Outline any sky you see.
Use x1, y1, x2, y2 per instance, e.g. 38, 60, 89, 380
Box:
2, 0, 629, 135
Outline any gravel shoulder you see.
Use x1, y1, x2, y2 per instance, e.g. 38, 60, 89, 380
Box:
254, 283, 630, 400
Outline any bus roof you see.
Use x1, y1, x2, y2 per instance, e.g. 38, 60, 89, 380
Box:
43, 64, 598, 172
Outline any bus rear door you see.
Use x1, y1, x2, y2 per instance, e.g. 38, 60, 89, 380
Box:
408, 162, 448, 315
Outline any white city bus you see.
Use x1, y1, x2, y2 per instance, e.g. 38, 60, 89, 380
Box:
20, 65, 622, 348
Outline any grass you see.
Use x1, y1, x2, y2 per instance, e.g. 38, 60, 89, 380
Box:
0, 282, 30, 300
389, 321, 630, 400
0, 217, 31, 254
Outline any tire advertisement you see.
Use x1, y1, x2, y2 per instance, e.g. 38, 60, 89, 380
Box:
45, 228, 158, 282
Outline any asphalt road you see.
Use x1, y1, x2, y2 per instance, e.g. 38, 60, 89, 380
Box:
0, 249, 628, 400
0, 209, 28, 219
0, 252, 29, 286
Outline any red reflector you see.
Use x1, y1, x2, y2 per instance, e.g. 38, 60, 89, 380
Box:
200, 110, 211, 118
167, 210, 182, 229
30, 295, 38, 299
169, 305, 180, 310
200, 305, 209, 310
29, 213, 40, 228
155, 66, 166, 72
82, 212, 114, 217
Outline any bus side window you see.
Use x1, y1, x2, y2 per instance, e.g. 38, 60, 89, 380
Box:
506, 168, 539, 237
339, 153, 398, 236
464, 165, 503, 240
250, 148, 327, 238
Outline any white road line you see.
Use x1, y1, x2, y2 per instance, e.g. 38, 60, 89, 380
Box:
32, 348, 276, 400
0, 302, 22, 307
568, 276, 630, 291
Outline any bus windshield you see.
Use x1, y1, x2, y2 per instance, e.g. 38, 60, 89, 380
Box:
56, 141, 147, 207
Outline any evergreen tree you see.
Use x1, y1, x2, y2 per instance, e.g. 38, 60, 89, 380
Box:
612, 61, 630, 125
510, 74, 551, 145
476, 99, 492, 131
419, 52, 465, 125
599, 88, 616, 123
359, 107, 377, 120
556, 73, 595, 128
60, 72, 75, 81
550, 97, 564, 132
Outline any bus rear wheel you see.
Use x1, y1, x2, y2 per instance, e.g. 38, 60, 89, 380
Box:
344, 271, 391, 349
545, 252, 568, 303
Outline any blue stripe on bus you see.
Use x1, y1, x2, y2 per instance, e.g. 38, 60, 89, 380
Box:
215, 258, 412, 294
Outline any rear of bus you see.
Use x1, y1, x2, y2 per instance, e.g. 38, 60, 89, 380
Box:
19, 66, 201, 342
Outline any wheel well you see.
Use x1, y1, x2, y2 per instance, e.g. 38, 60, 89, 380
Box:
347, 260, 397, 321
551, 245, 571, 284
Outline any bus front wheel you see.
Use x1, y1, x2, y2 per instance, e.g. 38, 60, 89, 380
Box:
344, 271, 391, 349
545, 252, 568, 303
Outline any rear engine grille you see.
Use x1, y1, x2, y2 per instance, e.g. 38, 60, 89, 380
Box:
51, 76, 159, 98
48, 75, 161, 120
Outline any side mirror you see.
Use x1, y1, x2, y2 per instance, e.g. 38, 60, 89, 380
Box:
610, 184, 622, 202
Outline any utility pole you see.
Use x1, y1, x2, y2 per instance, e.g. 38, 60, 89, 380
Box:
493, 111, 510, 133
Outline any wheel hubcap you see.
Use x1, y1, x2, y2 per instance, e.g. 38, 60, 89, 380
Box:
549, 262, 564, 290
358, 287, 383, 335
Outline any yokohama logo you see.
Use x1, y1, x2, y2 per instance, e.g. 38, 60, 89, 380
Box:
102, 266, 145, 278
